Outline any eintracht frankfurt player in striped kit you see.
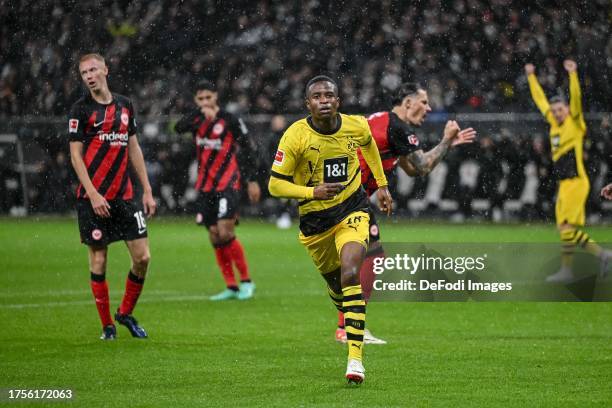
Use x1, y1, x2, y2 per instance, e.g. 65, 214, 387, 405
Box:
175, 80, 261, 301
69, 53, 156, 340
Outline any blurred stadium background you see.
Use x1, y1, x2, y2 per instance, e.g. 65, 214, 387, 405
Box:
0, 0, 610, 222
2, 2, 612, 406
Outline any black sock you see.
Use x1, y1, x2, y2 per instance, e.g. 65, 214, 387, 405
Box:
128, 270, 145, 284
90, 272, 106, 282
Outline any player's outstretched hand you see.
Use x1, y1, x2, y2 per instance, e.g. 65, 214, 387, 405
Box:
313, 183, 344, 200
90, 191, 111, 218
143, 190, 157, 218
524, 63, 535, 75
601, 183, 612, 200
248, 181, 261, 203
376, 186, 393, 216
443, 120, 460, 142
452, 127, 477, 146
563, 59, 577, 73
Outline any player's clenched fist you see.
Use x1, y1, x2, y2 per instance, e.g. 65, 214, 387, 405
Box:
601, 183, 612, 200
563, 59, 577, 73
443, 120, 460, 141
524, 63, 535, 75
313, 183, 345, 200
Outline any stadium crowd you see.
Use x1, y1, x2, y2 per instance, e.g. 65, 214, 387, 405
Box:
1, 0, 611, 117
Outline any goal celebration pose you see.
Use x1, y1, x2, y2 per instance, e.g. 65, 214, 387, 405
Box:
269, 75, 393, 384
525, 59, 610, 281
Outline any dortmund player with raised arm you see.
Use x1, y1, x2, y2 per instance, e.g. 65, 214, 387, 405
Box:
268, 75, 392, 384
525, 60, 610, 281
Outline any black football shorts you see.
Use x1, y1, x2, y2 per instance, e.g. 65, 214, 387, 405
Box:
195, 190, 240, 228
77, 199, 148, 246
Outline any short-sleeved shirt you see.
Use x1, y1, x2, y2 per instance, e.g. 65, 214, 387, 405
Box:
68, 93, 137, 200
360, 111, 421, 196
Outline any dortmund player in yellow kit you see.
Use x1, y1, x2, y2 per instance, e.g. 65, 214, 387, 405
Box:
526, 60, 610, 281
268, 76, 392, 384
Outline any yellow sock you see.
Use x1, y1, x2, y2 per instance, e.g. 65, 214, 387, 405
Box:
343, 284, 366, 361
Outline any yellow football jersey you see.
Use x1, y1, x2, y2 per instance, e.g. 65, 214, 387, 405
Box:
528, 72, 588, 180
269, 113, 387, 235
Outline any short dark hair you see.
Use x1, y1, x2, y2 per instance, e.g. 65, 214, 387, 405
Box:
305, 75, 338, 97
391, 82, 424, 106
195, 79, 216, 93
549, 95, 567, 105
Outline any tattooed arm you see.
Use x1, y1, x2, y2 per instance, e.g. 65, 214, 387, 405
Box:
403, 120, 476, 176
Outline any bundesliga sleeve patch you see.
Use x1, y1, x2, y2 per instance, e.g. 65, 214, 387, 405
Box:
408, 135, 419, 146
274, 149, 285, 166
69, 119, 79, 133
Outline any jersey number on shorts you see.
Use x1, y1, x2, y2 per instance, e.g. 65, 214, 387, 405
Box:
134, 211, 147, 233
218, 198, 228, 218
346, 215, 363, 227
323, 157, 348, 183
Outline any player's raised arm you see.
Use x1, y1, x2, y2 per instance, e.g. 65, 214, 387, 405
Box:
128, 135, 156, 217
404, 120, 475, 177
525, 63, 555, 126
398, 156, 419, 176
564, 59, 585, 126
402, 122, 476, 177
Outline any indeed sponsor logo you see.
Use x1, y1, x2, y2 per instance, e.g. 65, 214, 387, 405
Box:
98, 131, 128, 145
197, 137, 222, 150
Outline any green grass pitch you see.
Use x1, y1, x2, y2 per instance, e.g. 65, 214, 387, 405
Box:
1, 218, 611, 407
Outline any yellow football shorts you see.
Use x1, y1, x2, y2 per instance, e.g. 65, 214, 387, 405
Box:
555, 177, 589, 226
299, 211, 370, 274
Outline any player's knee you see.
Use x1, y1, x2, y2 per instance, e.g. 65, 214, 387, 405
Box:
89, 249, 108, 271
134, 251, 151, 268
217, 230, 235, 244
340, 256, 362, 286
341, 243, 364, 263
